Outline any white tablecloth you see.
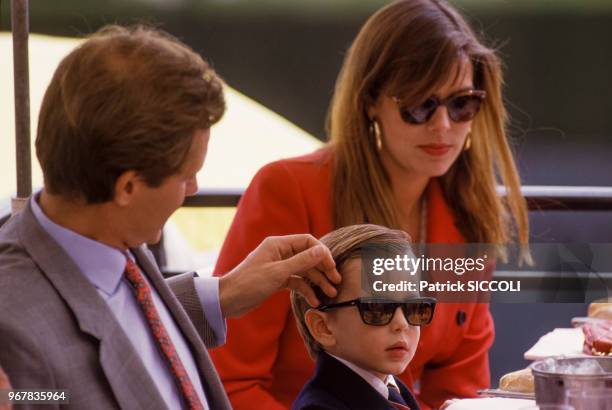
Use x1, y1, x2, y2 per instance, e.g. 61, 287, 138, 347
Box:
447, 398, 535, 410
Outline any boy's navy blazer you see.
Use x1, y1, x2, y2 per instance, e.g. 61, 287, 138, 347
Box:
292, 352, 420, 410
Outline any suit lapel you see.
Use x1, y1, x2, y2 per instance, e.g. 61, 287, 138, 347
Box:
395, 376, 421, 410
18, 203, 166, 409
313, 353, 399, 410
133, 246, 231, 410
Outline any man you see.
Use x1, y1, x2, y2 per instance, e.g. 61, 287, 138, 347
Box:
0, 25, 340, 410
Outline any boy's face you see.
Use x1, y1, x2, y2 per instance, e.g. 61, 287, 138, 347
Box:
323, 258, 420, 378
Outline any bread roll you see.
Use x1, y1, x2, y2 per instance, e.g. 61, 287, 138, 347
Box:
499, 367, 534, 393
588, 302, 612, 320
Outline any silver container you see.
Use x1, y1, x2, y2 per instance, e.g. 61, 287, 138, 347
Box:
531, 357, 612, 405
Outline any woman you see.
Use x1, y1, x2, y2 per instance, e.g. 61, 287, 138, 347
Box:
211, 1, 529, 409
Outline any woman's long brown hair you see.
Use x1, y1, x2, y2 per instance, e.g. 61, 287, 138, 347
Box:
327, 0, 529, 254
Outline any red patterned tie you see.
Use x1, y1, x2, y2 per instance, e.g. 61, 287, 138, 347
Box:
124, 258, 205, 410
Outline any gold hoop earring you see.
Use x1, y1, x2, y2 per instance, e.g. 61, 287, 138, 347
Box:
464, 132, 472, 151
369, 119, 382, 151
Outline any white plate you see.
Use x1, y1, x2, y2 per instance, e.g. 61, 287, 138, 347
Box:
523, 327, 586, 360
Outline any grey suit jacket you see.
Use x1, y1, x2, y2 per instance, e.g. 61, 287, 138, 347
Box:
0, 201, 232, 410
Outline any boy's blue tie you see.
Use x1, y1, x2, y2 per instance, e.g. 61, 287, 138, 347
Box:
388, 384, 411, 410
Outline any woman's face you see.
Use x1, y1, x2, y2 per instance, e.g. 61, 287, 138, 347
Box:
369, 60, 475, 179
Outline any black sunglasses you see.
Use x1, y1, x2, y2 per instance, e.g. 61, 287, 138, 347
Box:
317, 297, 436, 326
392, 89, 486, 125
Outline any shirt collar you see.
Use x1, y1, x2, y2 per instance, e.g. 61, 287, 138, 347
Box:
30, 192, 127, 296
329, 353, 396, 399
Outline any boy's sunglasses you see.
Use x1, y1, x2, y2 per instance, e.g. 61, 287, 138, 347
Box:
317, 297, 436, 326
392, 89, 486, 125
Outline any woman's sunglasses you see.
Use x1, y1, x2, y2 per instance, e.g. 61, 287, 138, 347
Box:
317, 297, 436, 326
392, 89, 486, 125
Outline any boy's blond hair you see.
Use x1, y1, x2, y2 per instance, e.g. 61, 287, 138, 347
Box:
290, 224, 410, 359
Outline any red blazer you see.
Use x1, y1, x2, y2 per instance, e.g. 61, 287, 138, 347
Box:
211, 149, 494, 410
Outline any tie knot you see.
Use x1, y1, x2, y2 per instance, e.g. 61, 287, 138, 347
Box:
387, 383, 407, 406
124, 258, 145, 289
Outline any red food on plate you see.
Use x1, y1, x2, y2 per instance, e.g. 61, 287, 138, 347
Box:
583, 321, 612, 356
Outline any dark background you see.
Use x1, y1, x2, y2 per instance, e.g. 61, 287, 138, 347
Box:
2, 0, 611, 389
2, 1, 611, 186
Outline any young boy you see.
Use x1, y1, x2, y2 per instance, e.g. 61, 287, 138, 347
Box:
290, 224, 436, 410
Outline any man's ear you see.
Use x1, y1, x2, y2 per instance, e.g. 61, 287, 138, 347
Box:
305, 309, 337, 349
113, 170, 140, 207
